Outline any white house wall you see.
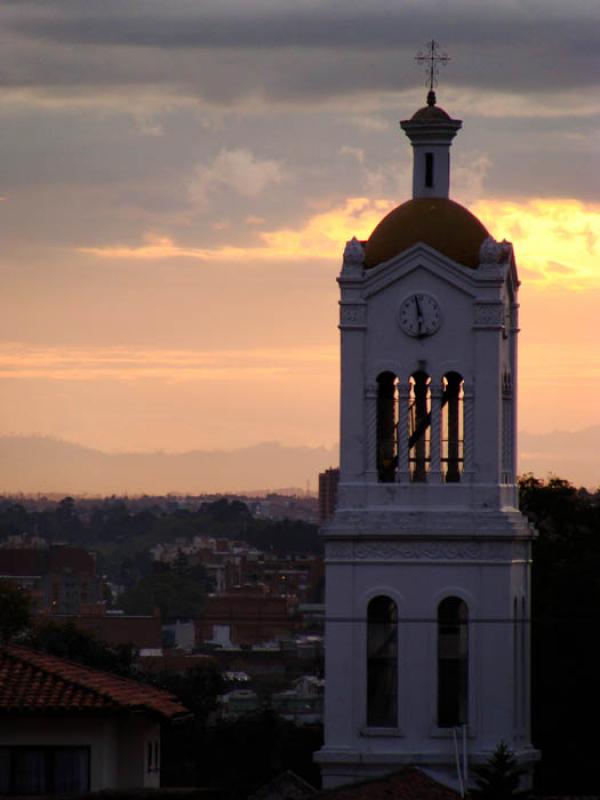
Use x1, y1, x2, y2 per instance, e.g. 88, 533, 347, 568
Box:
0, 715, 161, 791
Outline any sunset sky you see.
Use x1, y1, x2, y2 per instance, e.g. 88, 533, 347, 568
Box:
0, 1, 599, 485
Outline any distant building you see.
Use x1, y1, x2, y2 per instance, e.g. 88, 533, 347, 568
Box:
162, 619, 196, 652
196, 590, 298, 647
318, 468, 339, 522
271, 675, 324, 725
51, 611, 163, 654
0, 543, 105, 615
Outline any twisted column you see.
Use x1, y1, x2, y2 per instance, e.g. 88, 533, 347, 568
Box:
502, 374, 513, 483
429, 383, 442, 483
396, 383, 410, 483
365, 382, 378, 481
463, 383, 474, 482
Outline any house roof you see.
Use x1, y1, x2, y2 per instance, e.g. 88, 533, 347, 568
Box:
317, 767, 461, 800
0, 645, 189, 720
249, 769, 317, 800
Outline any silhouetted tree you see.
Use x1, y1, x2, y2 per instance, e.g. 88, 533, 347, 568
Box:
25, 620, 135, 676
119, 571, 206, 618
470, 741, 528, 800
0, 582, 33, 642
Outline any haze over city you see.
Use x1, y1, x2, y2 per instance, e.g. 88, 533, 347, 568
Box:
1, 1, 599, 491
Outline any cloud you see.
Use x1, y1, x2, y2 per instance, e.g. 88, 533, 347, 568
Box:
0, 342, 337, 382
453, 155, 492, 203
472, 198, 600, 289
339, 146, 365, 164
80, 196, 600, 293
188, 148, 286, 208
1, 1, 598, 105
79, 198, 392, 262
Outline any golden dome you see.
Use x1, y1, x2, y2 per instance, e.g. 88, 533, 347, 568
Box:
364, 198, 489, 270
409, 104, 452, 122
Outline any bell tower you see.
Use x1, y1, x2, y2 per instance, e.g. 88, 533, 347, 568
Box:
315, 82, 539, 789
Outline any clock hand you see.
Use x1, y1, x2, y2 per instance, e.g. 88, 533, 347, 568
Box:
414, 296, 424, 334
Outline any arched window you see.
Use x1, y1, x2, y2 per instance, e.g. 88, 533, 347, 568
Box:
437, 597, 468, 727
409, 371, 431, 482
367, 596, 398, 727
377, 372, 398, 483
442, 372, 464, 483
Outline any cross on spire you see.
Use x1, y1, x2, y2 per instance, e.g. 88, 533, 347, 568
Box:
415, 40, 450, 106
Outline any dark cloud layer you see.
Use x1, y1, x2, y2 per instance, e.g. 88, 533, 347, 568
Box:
1, 0, 598, 100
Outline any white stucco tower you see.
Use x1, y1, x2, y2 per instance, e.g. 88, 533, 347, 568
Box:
316, 91, 539, 789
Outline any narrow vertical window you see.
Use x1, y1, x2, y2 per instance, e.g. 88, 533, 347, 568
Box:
425, 152, 434, 188
377, 372, 398, 483
409, 371, 431, 482
367, 596, 398, 727
438, 597, 468, 727
442, 372, 464, 482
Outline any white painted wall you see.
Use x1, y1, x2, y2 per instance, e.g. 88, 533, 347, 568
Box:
0, 715, 161, 791
317, 226, 538, 789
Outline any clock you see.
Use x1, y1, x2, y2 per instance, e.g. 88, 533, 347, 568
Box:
398, 293, 442, 337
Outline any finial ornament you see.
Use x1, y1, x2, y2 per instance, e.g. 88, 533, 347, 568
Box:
343, 236, 365, 266
415, 40, 450, 105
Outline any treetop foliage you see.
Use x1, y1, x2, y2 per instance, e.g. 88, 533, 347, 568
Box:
0, 582, 33, 643
470, 741, 528, 800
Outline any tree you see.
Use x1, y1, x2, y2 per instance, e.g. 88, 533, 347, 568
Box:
519, 474, 600, 792
196, 710, 321, 797
0, 582, 33, 642
470, 742, 528, 800
118, 570, 206, 618
25, 620, 135, 677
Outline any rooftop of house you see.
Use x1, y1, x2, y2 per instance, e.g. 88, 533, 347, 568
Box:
316, 768, 461, 800
0, 644, 189, 720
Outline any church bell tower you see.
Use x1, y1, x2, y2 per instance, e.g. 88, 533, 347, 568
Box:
316, 84, 539, 788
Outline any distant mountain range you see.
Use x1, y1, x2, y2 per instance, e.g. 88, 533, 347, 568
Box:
0, 428, 597, 495
0, 436, 338, 495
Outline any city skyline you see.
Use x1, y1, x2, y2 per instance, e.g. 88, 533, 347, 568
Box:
0, 1, 599, 487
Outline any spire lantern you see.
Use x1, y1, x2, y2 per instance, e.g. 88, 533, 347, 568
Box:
401, 41, 461, 199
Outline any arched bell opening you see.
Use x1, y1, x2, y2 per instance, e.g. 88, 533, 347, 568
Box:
441, 372, 464, 483
408, 371, 431, 482
437, 596, 469, 728
377, 372, 398, 483
367, 595, 398, 727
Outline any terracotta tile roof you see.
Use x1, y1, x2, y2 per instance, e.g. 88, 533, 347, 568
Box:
0, 645, 189, 720
317, 768, 461, 800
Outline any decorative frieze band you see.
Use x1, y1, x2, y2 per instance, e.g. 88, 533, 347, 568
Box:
473, 302, 504, 328
326, 539, 529, 563
340, 304, 367, 328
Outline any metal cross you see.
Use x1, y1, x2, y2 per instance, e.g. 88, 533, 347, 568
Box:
415, 40, 450, 91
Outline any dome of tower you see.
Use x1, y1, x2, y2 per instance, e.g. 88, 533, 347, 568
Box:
364, 197, 489, 270
410, 104, 452, 122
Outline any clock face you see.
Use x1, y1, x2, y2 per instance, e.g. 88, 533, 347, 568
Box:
398, 293, 442, 338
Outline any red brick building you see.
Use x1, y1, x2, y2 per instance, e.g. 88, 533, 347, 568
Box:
0, 544, 105, 615
196, 590, 298, 647
318, 468, 339, 522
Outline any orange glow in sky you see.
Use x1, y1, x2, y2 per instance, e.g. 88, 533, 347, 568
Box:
1, 1, 599, 490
